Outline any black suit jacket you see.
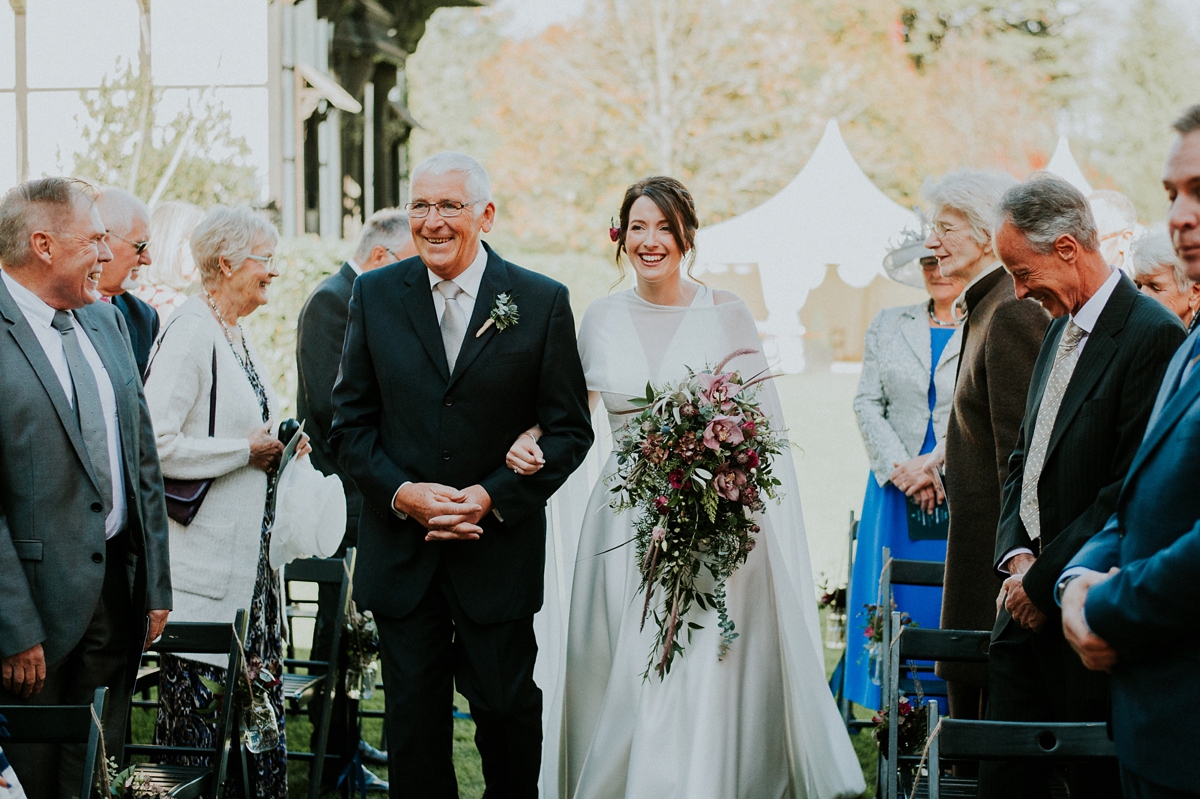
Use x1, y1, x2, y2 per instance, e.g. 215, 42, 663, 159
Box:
112, 292, 160, 381
297, 261, 363, 542
329, 244, 594, 624
993, 274, 1184, 619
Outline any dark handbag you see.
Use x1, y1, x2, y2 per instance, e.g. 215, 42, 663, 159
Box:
161, 349, 218, 525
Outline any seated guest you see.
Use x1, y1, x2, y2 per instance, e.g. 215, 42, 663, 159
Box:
1060, 104, 1200, 799
131, 200, 204, 321
0, 177, 171, 799
1088, 189, 1139, 273
979, 173, 1184, 799
143, 205, 307, 799
95, 187, 159, 379
1130, 226, 1200, 332
920, 169, 1050, 720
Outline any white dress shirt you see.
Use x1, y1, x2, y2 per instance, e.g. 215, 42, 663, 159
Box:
1000, 267, 1122, 573
348, 258, 364, 276
2, 270, 127, 539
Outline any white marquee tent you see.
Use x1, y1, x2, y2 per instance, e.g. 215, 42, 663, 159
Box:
695, 119, 919, 373
1045, 135, 1094, 196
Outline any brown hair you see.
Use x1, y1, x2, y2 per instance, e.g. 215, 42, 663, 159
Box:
1173, 104, 1200, 136
614, 176, 699, 280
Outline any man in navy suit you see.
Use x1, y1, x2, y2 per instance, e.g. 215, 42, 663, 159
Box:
95, 187, 158, 380
1059, 105, 1200, 798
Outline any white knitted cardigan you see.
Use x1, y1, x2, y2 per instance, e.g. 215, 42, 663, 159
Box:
143, 295, 280, 666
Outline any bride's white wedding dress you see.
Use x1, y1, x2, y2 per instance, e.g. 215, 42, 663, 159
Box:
536, 285, 864, 799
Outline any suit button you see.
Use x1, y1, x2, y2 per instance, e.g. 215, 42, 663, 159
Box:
92, 552, 104, 564
444, 396, 453, 406
442, 451, 452, 461
91, 502, 103, 513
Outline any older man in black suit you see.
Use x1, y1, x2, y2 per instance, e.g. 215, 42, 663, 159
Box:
330, 152, 593, 797
296, 208, 417, 788
977, 174, 1184, 798
95, 187, 159, 380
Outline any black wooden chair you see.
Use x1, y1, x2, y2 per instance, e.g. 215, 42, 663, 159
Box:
0, 686, 107, 799
878, 547, 946, 710
282, 549, 356, 799
124, 609, 249, 798
883, 619, 990, 799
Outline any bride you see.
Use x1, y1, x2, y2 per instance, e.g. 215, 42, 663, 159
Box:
509, 177, 865, 799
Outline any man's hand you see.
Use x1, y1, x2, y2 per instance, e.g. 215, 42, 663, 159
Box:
921, 442, 947, 505
394, 483, 483, 539
1001, 573, 1046, 632
425, 484, 492, 542
1, 643, 46, 698
145, 609, 170, 652
1062, 568, 1120, 672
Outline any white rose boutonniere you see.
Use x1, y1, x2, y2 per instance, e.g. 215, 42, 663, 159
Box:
475, 293, 520, 337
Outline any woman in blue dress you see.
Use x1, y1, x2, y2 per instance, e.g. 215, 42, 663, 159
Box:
844, 237, 964, 710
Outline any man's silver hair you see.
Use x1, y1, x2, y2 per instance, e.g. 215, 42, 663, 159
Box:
410, 151, 493, 205
1131, 226, 1190, 293
1088, 189, 1137, 236
921, 169, 1018, 245
96, 186, 150, 237
995, 172, 1100, 255
190, 205, 279, 290
355, 208, 411, 263
0, 177, 96, 268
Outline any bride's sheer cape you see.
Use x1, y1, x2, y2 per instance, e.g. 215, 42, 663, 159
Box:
535, 284, 864, 799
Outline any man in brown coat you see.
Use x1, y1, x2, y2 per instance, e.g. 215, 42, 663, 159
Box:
920, 169, 1051, 720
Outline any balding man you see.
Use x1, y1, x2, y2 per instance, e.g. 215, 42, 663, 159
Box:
0, 178, 171, 798
95, 187, 159, 379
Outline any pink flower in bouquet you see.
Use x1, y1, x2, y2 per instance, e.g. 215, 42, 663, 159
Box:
703, 416, 745, 450
735, 449, 760, 469
653, 495, 669, 513
712, 465, 748, 501
743, 537, 756, 552
864, 626, 875, 639
641, 432, 668, 464
697, 372, 741, 408
652, 525, 667, 542
740, 484, 760, 506
668, 469, 687, 490
741, 418, 757, 438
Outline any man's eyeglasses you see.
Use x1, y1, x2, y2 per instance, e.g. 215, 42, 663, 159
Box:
109, 231, 150, 256
404, 200, 483, 219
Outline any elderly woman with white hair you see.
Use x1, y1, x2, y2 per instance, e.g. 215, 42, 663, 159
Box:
1130, 227, 1200, 332
143, 205, 307, 798
131, 200, 205, 321
919, 169, 1051, 721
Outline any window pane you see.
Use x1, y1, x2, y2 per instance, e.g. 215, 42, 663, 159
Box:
27, 0, 138, 89
153, 0, 267, 86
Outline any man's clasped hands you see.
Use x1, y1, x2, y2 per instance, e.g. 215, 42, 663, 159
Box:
394, 482, 494, 541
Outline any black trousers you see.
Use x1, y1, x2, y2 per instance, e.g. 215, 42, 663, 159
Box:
375, 562, 541, 799
0, 534, 136, 799
977, 611, 1120, 799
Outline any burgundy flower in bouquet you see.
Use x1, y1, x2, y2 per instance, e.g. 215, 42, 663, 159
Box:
609, 349, 786, 679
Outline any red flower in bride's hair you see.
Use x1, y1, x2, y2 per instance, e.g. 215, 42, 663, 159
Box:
610, 225, 621, 242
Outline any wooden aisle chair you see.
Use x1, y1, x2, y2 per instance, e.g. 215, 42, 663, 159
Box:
883, 618, 989, 799
877, 546, 946, 714
282, 548, 356, 799
124, 609, 249, 799
836, 511, 866, 732
0, 686, 107, 799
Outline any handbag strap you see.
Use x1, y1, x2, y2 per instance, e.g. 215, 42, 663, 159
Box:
146, 314, 218, 439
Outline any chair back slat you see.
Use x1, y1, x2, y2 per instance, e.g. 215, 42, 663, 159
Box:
889, 559, 945, 587
898, 627, 989, 663
284, 556, 347, 585
153, 621, 237, 654
937, 719, 1116, 761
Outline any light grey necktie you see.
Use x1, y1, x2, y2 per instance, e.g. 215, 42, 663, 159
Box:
51, 310, 113, 516
437, 280, 466, 372
1019, 320, 1086, 540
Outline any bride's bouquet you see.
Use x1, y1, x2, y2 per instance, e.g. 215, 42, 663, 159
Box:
609, 350, 786, 679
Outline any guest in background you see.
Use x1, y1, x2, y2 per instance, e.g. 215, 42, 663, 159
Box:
979, 174, 1183, 799
1130, 226, 1200, 332
95, 187, 159, 379
143, 205, 306, 799
1088, 190, 1139, 273
295, 207, 416, 790
132, 200, 204, 321
1059, 104, 1200, 799
920, 168, 1051, 721
0, 177, 171, 799
845, 238, 963, 710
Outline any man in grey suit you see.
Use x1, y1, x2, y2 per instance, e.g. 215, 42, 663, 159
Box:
295, 208, 416, 787
0, 178, 172, 799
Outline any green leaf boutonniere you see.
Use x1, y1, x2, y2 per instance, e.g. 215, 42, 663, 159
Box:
476, 293, 520, 337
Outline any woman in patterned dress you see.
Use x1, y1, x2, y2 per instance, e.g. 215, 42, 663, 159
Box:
143, 205, 309, 798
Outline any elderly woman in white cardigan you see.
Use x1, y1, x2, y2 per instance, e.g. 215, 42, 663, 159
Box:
842, 238, 964, 711
143, 205, 306, 798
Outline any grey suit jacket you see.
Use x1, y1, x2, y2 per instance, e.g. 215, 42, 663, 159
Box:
0, 277, 171, 666
854, 302, 961, 486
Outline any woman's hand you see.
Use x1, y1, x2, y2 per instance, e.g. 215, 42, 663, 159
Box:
506, 427, 545, 476
890, 455, 934, 495
248, 423, 284, 472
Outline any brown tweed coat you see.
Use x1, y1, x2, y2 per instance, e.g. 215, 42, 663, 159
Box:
937, 266, 1050, 686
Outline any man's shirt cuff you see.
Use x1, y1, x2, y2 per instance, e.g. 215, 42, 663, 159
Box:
998, 547, 1035, 574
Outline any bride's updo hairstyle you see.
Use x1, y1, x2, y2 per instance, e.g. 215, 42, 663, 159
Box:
614, 176, 700, 281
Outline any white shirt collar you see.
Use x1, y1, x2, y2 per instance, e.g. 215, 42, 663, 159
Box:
1070, 267, 1122, 335
426, 243, 489, 299
2, 268, 62, 330
348, 259, 364, 276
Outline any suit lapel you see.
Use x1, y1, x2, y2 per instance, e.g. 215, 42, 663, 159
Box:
899, 308, 930, 374
399, 263, 451, 382
80, 305, 138, 493
1126, 339, 1200, 484
449, 249, 512, 388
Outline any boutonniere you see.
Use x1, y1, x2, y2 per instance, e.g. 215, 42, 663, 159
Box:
476, 293, 520, 337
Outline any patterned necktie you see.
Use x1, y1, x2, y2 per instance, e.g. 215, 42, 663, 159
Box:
1019, 320, 1086, 540
437, 280, 466, 373
51, 310, 113, 516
